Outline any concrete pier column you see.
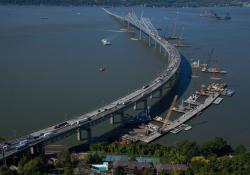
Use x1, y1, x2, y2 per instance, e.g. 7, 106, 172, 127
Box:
133, 102, 137, 110
139, 30, 142, 40
76, 128, 82, 141
159, 46, 162, 53
150, 93, 153, 99
143, 99, 148, 110
148, 37, 151, 46
86, 128, 92, 143
119, 112, 125, 125
77, 127, 92, 142
30, 147, 35, 155
155, 40, 157, 48
32, 143, 44, 155
159, 88, 163, 98
110, 114, 114, 125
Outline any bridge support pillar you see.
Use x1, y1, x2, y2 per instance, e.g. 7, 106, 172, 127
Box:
86, 128, 92, 143
77, 128, 82, 141
118, 111, 125, 125
30, 146, 35, 155
133, 102, 137, 111
30, 144, 44, 156
143, 99, 148, 110
139, 30, 142, 40
159, 88, 163, 99
148, 37, 151, 46
155, 40, 157, 48
159, 46, 162, 53
77, 127, 92, 143
150, 93, 153, 99
110, 114, 114, 125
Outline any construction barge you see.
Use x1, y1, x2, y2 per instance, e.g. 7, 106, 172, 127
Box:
120, 82, 233, 144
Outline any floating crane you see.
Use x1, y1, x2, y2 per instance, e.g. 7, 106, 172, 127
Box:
162, 95, 178, 128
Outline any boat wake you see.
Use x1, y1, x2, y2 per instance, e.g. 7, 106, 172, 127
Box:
103, 29, 127, 33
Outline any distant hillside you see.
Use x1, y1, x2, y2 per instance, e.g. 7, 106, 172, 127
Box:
0, 0, 246, 7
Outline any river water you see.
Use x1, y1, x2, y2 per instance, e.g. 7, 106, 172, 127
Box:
0, 5, 249, 147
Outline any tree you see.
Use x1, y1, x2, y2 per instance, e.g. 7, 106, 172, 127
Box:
176, 140, 199, 162
60, 150, 73, 175
200, 137, 232, 157
234, 145, 247, 155
128, 154, 136, 161
142, 168, 152, 175
0, 165, 16, 175
18, 157, 29, 174
0, 136, 6, 142
86, 152, 103, 164
189, 156, 209, 175
21, 157, 46, 175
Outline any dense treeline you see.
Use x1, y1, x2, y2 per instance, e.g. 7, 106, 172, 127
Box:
0, 151, 73, 175
90, 137, 250, 175
0, 137, 5, 142
0, 0, 242, 7
1, 137, 249, 174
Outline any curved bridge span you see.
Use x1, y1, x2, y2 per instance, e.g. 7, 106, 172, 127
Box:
0, 9, 181, 163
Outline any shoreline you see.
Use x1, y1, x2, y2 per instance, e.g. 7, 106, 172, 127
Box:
0, 3, 244, 8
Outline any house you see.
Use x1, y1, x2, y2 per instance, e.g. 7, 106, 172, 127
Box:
156, 164, 188, 174
113, 160, 155, 174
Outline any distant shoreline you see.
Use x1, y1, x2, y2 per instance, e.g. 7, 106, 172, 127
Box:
0, 4, 245, 9
0, 1, 244, 8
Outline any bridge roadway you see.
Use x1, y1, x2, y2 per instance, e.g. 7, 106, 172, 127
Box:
0, 8, 181, 162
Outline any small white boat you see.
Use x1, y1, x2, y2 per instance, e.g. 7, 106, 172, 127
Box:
120, 28, 127, 31
184, 125, 192, 131
221, 88, 235, 96
130, 37, 138, 41
101, 39, 112, 46
213, 97, 223, 104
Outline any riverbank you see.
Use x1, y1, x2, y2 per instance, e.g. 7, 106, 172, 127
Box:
0, 0, 245, 7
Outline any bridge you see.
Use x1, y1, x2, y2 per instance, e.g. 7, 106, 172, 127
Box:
0, 8, 181, 164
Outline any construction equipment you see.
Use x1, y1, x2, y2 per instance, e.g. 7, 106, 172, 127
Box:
207, 48, 215, 64
209, 56, 222, 81
162, 95, 178, 128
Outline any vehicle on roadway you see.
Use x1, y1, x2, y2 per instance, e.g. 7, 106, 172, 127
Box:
43, 132, 54, 138
16, 139, 29, 150
54, 122, 69, 129
76, 118, 89, 125
122, 100, 131, 105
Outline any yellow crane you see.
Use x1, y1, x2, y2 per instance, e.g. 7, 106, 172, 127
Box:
162, 95, 178, 128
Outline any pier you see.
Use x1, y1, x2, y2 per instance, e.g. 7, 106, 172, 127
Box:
120, 82, 230, 144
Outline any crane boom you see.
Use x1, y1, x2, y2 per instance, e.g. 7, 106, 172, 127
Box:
162, 95, 178, 128
207, 48, 215, 64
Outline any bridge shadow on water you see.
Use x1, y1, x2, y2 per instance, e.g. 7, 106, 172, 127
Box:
70, 55, 192, 152
150, 54, 192, 117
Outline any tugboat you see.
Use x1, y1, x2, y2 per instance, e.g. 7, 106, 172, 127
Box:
98, 66, 106, 72
101, 38, 112, 46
